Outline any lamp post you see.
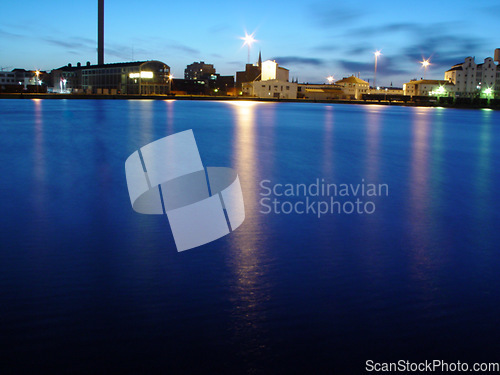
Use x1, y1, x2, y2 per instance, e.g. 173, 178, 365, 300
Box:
421, 58, 430, 79
35, 70, 40, 93
241, 32, 256, 64
373, 51, 381, 90
168, 74, 173, 94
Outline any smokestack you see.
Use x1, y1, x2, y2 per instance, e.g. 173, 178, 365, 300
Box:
98, 0, 104, 65
494, 48, 500, 64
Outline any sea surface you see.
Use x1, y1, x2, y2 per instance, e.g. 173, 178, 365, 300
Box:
1, 99, 499, 374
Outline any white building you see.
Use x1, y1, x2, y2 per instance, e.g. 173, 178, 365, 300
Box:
444, 49, 500, 98
403, 79, 455, 97
242, 59, 297, 99
261, 60, 289, 81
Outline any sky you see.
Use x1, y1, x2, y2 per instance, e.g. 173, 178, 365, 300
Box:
1, 0, 499, 86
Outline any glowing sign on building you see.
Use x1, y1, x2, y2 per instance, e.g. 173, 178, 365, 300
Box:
129, 71, 154, 79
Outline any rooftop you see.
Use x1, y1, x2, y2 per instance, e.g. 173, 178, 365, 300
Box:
405, 79, 454, 85
335, 76, 369, 85
55, 60, 167, 71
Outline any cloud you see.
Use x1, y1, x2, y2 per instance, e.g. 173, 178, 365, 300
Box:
43, 37, 92, 50
0, 28, 24, 39
271, 56, 325, 66
165, 42, 200, 56
307, 3, 364, 27
345, 44, 373, 55
309, 43, 338, 53
337, 59, 410, 76
345, 22, 421, 38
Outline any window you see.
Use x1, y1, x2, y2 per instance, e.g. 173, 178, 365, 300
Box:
286, 86, 290, 90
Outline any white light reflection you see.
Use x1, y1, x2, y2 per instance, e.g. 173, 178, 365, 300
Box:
226, 100, 272, 354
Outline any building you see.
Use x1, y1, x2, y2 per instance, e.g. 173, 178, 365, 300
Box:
334, 76, 369, 99
52, 63, 85, 93
403, 79, 455, 97
235, 51, 263, 91
52, 60, 171, 95
243, 80, 297, 99
261, 60, 289, 81
444, 49, 500, 98
0, 69, 48, 93
297, 84, 344, 100
172, 75, 234, 96
184, 61, 216, 80
236, 64, 261, 90
368, 87, 404, 95
242, 59, 297, 99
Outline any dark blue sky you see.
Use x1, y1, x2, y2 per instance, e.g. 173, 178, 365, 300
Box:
1, 0, 499, 85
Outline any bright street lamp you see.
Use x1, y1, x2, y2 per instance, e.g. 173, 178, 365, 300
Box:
241, 32, 256, 64
373, 51, 381, 89
327, 76, 334, 84
421, 58, 430, 79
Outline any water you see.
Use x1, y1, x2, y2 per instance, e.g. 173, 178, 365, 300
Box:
0, 99, 499, 374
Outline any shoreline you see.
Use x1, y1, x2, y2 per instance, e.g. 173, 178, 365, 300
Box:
1, 93, 498, 110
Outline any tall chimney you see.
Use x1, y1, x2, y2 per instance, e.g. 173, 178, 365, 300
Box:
98, 0, 104, 65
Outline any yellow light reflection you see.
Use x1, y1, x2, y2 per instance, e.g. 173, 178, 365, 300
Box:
226, 100, 259, 108
164, 100, 175, 134
227, 101, 271, 343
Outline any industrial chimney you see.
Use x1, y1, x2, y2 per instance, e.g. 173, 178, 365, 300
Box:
98, 0, 104, 65
494, 48, 500, 64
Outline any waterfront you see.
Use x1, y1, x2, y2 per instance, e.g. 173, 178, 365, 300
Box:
0, 99, 499, 373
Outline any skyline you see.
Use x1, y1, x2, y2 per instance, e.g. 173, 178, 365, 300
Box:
1, 0, 499, 86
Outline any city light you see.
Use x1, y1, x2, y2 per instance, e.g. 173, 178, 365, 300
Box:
129, 71, 154, 79
35, 70, 40, 92
373, 50, 381, 89
430, 86, 446, 96
483, 87, 494, 98
241, 32, 256, 63
420, 58, 431, 79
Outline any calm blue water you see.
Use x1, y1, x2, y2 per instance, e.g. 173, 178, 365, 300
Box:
1, 99, 499, 374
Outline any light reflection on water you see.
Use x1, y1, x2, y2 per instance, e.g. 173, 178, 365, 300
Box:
226, 101, 272, 357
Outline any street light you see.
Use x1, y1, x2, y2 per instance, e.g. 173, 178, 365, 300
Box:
373, 51, 381, 90
35, 70, 40, 93
327, 76, 334, 84
420, 58, 430, 79
241, 32, 256, 64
